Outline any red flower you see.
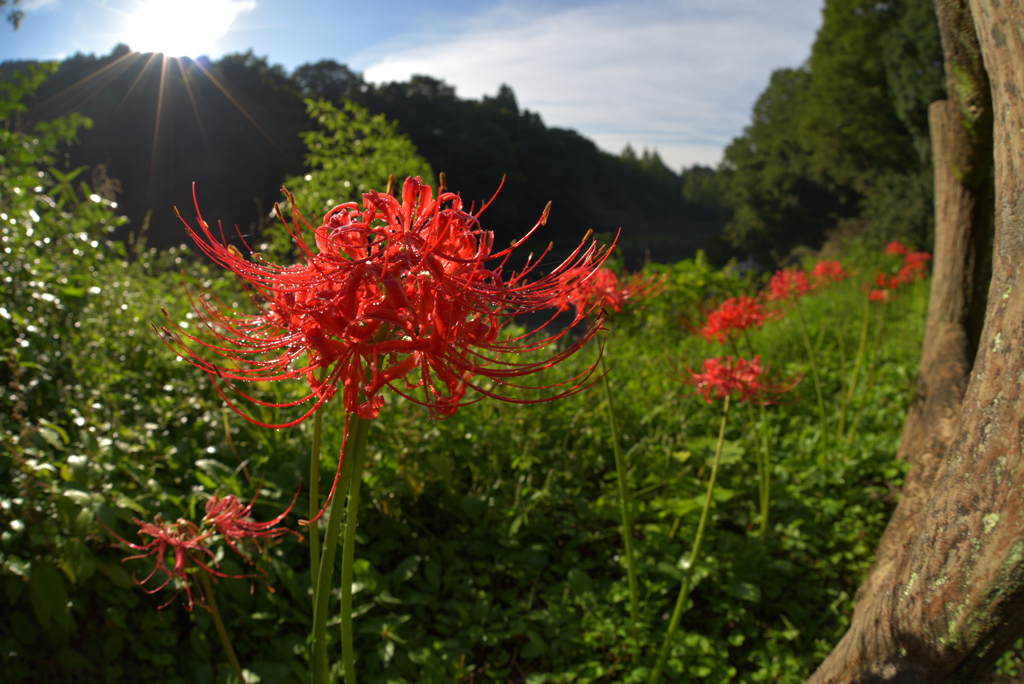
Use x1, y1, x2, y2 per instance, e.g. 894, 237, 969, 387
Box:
885, 241, 908, 257
555, 267, 665, 322
203, 489, 300, 560
766, 268, 810, 302
105, 515, 238, 611
700, 295, 768, 345
161, 177, 608, 425
685, 356, 796, 405
810, 260, 850, 287
868, 289, 889, 303
903, 251, 932, 277
106, 490, 299, 611
874, 272, 895, 290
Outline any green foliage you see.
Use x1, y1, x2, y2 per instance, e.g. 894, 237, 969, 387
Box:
880, 0, 947, 163
7, 68, 1005, 684
720, 0, 945, 265
859, 168, 934, 249
720, 68, 851, 265
801, 0, 914, 191
283, 98, 435, 222
1, 0, 22, 30
680, 165, 725, 222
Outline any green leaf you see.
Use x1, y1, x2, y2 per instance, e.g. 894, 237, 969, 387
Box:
728, 581, 762, 603
103, 633, 125, 662
114, 494, 147, 516
665, 497, 703, 518
29, 563, 71, 632
4, 556, 31, 579
656, 561, 684, 582
99, 561, 134, 590
392, 555, 421, 588
36, 426, 66, 452
190, 627, 211, 661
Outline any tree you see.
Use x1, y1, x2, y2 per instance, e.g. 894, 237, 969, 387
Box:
2, 0, 22, 30
808, 0, 1024, 679
801, 1, 916, 191
719, 67, 850, 265
272, 98, 435, 256
720, 0, 945, 263
292, 60, 365, 103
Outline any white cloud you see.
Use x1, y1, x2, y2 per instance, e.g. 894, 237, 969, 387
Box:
358, 0, 821, 170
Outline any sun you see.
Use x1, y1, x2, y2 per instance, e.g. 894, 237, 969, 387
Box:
121, 0, 255, 58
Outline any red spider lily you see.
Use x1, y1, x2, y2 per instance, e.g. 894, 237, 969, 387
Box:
874, 272, 897, 290
885, 241, 908, 257
873, 250, 931, 293
159, 177, 609, 425
555, 267, 665, 322
766, 267, 810, 302
203, 488, 301, 560
104, 515, 245, 611
868, 289, 889, 303
700, 295, 769, 345
810, 260, 850, 287
903, 251, 932, 276
685, 356, 798, 405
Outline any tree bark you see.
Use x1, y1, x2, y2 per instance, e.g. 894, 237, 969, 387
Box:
840, 0, 995, 638
806, 0, 1024, 681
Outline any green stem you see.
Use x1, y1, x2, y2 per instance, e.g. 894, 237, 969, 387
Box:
309, 407, 323, 594
338, 417, 371, 684
649, 395, 730, 684
198, 569, 246, 684
741, 331, 772, 543
847, 302, 887, 445
841, 295, 871, 440
794, 300, 829, 469
835, 318, 847, 440
744, 399, 764, 520
311, 415, 368, 684
599, 350, 640, 626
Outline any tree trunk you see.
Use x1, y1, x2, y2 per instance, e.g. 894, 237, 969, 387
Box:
841, 0, 996, 638
806, 0, 1024, 681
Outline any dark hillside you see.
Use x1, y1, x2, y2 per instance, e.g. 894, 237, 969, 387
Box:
9, 47, 308, 250
4, 49, 722, 266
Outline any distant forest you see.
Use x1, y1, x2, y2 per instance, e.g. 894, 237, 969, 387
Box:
1, 0, 945, 269
0, 46, 724, 268
716, 0, 947, 265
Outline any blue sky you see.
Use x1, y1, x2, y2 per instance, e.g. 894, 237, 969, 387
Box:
1, 0, 823, 170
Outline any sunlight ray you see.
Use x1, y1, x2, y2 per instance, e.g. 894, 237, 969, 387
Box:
28, 51, 140, 120
192, 59, 295, 164
109, 52, 159, 123
177, 58, 212, 156
148, 54, 170, 202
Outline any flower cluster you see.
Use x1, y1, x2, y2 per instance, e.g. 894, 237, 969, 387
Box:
698, 260, 855, 346
810, 259, 850, 288
700, 295, 769, 345
869, 242, 932, 301
106, 515, 222, 611
686, 356, 795, 405
204, 490, 300, 560
106, 491, 297, 611
555, 267, 664, 322
766, 267, 810, 302
161, 177, 610, 424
